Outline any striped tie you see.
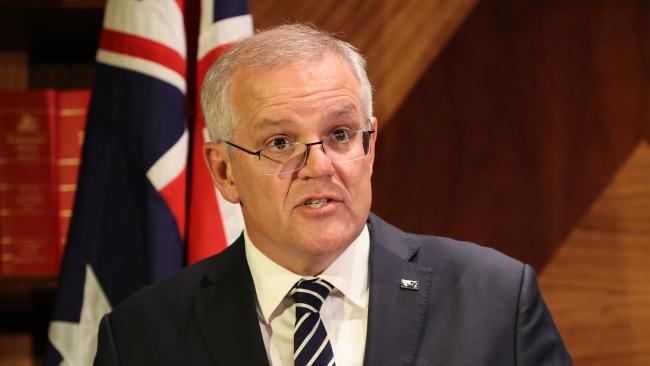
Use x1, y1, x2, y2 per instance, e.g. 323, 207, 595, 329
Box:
290, 278, 336, 366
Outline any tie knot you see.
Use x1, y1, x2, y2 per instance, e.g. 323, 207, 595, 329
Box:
290, 278, 333, 313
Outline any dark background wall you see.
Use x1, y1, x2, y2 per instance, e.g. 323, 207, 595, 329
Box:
373, 0, 649, 271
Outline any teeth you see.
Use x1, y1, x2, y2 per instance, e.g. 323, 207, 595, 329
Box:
305, 198, 329, 208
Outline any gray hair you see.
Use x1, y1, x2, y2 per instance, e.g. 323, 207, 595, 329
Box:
201, 23, 373, 142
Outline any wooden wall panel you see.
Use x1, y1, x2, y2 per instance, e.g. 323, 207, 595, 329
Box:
248, 0, 478, 123
370, 0, 650, 362
371, 0, 650, 270
540, 142, 650, 365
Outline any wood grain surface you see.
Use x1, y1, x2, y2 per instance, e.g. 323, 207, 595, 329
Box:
540, 142, 650, 365
371, 0, 650, 270
248, 0, 478, 123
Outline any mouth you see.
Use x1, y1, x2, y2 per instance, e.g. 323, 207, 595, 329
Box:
304, 198, 333, 208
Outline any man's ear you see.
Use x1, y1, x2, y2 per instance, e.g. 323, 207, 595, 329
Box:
204, 142, 240, 203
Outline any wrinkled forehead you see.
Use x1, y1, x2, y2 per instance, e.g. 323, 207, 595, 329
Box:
231, 51, 357, 85
228, 54, 363, 125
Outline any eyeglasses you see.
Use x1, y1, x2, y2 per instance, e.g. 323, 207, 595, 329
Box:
222, 128, 375, 175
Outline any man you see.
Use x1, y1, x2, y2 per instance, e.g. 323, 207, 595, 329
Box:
95, 24, 571, 365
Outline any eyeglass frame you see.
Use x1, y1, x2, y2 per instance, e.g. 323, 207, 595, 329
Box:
219, 122, 376, 176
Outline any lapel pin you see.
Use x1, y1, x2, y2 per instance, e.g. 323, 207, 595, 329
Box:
400, 279, 419, 290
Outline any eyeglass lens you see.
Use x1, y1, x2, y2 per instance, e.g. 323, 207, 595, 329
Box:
260, 130, 370, 175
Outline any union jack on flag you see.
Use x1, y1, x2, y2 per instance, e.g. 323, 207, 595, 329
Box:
187, 0, 252, 264
46, 0, 251, 364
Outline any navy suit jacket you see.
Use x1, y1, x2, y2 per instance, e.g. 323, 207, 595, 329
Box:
95, 213, 571, 365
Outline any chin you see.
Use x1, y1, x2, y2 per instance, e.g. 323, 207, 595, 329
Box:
287, 207, 366, 251
303, 225, 358, 256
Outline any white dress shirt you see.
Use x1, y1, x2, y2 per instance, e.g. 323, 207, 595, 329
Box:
244, 226, 370, 366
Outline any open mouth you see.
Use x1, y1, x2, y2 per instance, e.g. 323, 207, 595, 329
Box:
304, 198, 332, 208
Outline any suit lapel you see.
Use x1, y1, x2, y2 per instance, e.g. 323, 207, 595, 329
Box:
363, 214, 434, 366
192, 237, 269, 366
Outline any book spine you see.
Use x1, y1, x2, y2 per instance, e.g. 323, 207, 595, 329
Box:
0, 90, 59, 275
55, 90, 91, 268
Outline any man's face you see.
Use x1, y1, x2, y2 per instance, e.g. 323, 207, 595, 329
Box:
205, 52, 376, 275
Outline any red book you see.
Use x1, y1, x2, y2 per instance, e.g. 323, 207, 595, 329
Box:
56, 90, 90, 263
0, 90, 59, 275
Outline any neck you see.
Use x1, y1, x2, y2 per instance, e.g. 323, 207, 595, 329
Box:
261, 246, 341, 277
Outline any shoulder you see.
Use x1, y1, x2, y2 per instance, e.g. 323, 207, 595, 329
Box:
368, 212, 526, 287
95, 239, 250, 364
108, 238, 244, 321
117, 257, 211, 312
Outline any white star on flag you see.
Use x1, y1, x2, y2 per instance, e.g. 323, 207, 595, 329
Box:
49, 265, 112, 365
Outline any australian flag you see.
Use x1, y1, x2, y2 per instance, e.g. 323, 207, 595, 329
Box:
187, 0, 251, 264
46, 0, 189, 364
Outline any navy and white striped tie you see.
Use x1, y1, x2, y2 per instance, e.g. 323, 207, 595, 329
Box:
291, 278, 336, 366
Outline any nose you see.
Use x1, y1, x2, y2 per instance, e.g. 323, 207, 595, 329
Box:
297, 142, 334, 179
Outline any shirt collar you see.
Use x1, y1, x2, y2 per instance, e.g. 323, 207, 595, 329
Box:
245, 225, 370, 323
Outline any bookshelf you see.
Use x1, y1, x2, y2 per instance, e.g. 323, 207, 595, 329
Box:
0, 1, 104, 364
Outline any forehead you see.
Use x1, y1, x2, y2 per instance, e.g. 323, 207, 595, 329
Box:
229, 53, 363, 132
